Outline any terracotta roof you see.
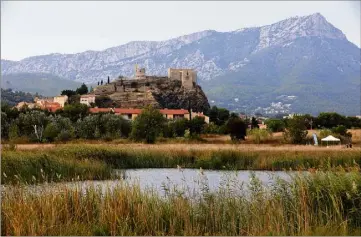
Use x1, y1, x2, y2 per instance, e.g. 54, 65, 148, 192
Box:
89, 108, 112, 113
160, 109, 189, 115
89, 108, 190, 115
113, 108, 142, 114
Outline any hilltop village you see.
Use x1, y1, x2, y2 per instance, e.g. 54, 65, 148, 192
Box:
16, 66, 210, 123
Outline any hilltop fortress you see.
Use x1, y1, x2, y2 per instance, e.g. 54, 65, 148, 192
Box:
92, 66, 209, 112
134, 65, 197, 89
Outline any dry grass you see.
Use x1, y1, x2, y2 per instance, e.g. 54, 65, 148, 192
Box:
2, 170, 361, 236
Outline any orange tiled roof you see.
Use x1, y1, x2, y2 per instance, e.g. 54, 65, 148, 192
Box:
160, 109, 189, 115
89, 108, 190, 115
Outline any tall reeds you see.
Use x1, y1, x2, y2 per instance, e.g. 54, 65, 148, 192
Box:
2, 170, 361, 235
2, 144, 361, 184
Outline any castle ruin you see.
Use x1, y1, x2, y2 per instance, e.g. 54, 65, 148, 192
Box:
132, 65, 197, 89
168, 68, 197, 90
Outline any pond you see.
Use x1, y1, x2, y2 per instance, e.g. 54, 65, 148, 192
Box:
5, 169, 299, 197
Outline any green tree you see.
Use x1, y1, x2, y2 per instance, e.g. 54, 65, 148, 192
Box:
100, 113, 131, 139
208, 106, 230, 126
76, 115, 99, 139
62, 103, 89, 122
265, 119, 286, 132
284, 116, 308, 144
16, 110, 49, 142
226, 117, 247, 141
130, 106, 166, 143
251, 117, 259, 129
76, 83, 89, 95
189, 116, 206, 135
1, 112, 9, 139
8, 123, 19, 141
202, 122, 220, 134
316, 112, 347, 129
61, 90, 76, 97
43, 123, 59, 142
95, 95, 115, 108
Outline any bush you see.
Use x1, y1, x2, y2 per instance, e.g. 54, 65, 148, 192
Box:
130, 106, 166, 143
189, 116, 206, 135
226, 117, 247, 141
8, 123, 19, 141
248, 128, 271, 144
56, 130, 74, 142
43, 123, 59, 142
284, 116, 308, 144
265, 119, 285, 132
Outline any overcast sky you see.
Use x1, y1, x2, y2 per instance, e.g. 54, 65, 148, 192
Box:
1, 1, 360, 61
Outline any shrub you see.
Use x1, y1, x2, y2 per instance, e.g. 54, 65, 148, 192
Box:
284, 116, 308, 144
226, 117, 247, 140
189, 116, 206, 135
130, 106, 166, 143
248, 128, 271, 144
265, 119, 286, 132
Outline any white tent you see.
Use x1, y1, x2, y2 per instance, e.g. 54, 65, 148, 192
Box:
321, 135, 341, 147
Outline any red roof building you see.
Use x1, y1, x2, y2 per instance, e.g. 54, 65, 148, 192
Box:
89, 108, 209, 123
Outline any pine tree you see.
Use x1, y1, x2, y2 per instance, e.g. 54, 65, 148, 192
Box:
101, 80, 103, 85
107, 76, 110, 84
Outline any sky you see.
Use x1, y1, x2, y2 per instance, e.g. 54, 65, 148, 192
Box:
1, 1, 360, 61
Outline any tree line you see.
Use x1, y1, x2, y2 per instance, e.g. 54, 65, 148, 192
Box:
2, 102, 360, 144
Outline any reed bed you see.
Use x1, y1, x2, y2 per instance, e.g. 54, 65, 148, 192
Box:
2, 144, 361, 184
1, 150, 112, 184
2, 169, 361, 236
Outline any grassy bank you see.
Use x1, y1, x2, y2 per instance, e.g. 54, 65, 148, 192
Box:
2, 144, 361, 184
2, 170, 361, 235
1, 150, 112, 184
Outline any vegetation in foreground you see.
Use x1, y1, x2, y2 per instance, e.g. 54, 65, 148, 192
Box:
2, 144, 361, 184
2, 170, 361, 236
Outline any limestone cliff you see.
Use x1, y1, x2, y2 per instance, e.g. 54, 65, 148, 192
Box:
93, 77, 210, 112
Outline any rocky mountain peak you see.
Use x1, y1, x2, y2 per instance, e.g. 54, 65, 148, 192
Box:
255, 13, 346, 51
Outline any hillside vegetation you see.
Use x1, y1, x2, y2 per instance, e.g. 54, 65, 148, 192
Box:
1, 73, 81, 96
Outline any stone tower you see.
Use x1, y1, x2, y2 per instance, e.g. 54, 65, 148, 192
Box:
135, 64, 146, 79
168, 68, 197, 89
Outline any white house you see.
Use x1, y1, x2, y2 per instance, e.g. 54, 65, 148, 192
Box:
80, 94, 96, 106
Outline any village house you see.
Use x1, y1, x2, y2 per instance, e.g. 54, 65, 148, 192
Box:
89, 108, 210, 123
80, 94, 96, 106
53, 95, 68, 107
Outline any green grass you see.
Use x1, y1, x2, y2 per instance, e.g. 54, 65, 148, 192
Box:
2, 170, 361, 235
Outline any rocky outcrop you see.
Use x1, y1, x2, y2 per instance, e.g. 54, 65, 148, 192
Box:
93, 77, 210, 112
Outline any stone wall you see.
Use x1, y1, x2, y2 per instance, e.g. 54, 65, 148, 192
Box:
167, 68, 197, 89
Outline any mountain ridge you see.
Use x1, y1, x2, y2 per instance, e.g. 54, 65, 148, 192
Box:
1, 13, 360, 115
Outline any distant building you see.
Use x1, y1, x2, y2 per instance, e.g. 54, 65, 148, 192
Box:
168, 68, 197, 89
283, 113, 303, 119
89, 107, 209, 123
135, 65, 146, 80
53, 95, 68, 107
16, 102, 37, 110
80, 94, 96, 106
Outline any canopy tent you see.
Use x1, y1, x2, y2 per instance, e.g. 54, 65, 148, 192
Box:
321, 135, 341, 147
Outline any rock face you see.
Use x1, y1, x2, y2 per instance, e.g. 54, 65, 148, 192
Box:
93, 77, 210, 112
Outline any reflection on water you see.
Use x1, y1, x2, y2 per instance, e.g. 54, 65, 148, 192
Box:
3, 169, 298, 197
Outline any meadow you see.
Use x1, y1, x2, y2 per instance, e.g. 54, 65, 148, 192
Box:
2, 169, 361, 236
